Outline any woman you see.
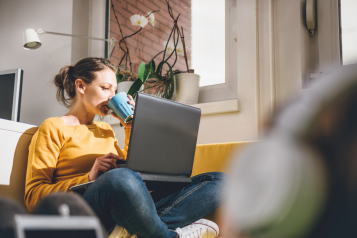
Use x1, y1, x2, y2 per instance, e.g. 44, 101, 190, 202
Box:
24, 57, 228, 238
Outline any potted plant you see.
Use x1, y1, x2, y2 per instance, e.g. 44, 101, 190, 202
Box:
116, 65, 139, 93
123, 0, 200, 105
111, 0, 200, 104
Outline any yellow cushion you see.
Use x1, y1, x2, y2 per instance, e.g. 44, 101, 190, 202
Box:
192, 141, 256, 176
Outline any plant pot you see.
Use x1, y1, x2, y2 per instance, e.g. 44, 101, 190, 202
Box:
117, 81, 134, 93
143, 80, 161, 95
174, 73, 200, 105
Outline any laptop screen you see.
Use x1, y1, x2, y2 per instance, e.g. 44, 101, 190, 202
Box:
126, 93, 201, 176
24, 229, 97, 238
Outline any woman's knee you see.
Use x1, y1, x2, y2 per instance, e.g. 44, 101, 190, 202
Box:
203, 172, 230, 203
200, 171, 229, 185
211, 172, 230, 203
211, 171, 229, 182
100, 168, 144, 196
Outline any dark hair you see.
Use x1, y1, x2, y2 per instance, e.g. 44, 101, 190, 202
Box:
53, 57, 117, 108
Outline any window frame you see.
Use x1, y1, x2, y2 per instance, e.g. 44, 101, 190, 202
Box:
197, 0, 238, 104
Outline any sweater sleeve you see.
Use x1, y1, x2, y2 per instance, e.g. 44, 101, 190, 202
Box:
24, 120, 89, 212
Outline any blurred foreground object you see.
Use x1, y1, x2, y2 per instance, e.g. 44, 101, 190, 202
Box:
223, 64, 357, 238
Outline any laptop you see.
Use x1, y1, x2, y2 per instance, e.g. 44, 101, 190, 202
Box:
70, 92, 201, 194
14, 215, 104, 238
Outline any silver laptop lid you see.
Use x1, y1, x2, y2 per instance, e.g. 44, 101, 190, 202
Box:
126, 93, 201, 177
14, 215, 103, 238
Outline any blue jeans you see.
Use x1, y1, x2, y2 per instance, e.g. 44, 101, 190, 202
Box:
82, 168, 228, 238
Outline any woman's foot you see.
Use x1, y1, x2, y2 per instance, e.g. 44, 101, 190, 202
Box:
175, 219, 219, 238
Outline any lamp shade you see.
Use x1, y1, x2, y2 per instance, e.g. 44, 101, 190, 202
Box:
23, 29, 41, 50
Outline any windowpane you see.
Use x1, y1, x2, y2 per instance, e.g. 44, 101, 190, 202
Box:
340, 0, 357, 65
192, 0, 226, 86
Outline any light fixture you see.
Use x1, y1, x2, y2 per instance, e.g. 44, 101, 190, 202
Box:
23, 29, 42, 50
23, 28, 117, 58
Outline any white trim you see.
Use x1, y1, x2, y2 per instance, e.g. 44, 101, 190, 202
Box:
317, 0, 341, 71
88, 0, 107, 58
269, 0, 276, 112
192, 99, 239, 115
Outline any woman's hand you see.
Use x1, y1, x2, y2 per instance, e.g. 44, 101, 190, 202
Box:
88, 153, 124, 181
110, 94, 135, 129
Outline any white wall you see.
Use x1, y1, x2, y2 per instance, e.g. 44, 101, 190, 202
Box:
0, 0, 73, 126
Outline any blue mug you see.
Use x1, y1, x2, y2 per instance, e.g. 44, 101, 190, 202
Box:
108, 92, 134, 123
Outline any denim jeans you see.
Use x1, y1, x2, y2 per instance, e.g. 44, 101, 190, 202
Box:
82, 168, 228, 238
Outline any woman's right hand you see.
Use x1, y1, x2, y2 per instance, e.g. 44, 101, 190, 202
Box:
88, 153, 122, 181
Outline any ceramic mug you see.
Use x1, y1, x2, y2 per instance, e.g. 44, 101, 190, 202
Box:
108, 92, 134, 123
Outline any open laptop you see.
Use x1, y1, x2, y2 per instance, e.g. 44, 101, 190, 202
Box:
70, 92, 201, 194
14, 215, 104, 238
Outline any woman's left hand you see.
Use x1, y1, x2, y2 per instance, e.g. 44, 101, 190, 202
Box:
110, 94, 135, 129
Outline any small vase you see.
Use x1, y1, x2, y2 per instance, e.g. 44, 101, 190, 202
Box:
174, 73, 200, 105
117, 81, 134, 93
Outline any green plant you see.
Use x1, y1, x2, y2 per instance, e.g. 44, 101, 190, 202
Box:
128, 60, 176, 99
116, 65, 139, 84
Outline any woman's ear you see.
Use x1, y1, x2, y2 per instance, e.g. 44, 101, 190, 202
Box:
75, 79, 86, 95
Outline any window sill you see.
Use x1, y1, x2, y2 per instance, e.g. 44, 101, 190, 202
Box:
192, 99, 239, 115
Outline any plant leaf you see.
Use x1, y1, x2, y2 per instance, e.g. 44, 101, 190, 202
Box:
137, 62, 146, 82
138, 61, 153, 83
150, 60, 156, 73
128, 79, 143, 99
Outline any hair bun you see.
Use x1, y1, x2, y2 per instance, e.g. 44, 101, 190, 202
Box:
54, 65, 73, 89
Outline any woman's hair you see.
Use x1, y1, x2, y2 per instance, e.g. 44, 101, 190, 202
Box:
53, 57, 117, 108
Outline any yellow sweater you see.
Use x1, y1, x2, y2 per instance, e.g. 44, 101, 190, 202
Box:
24, 117, 130, 212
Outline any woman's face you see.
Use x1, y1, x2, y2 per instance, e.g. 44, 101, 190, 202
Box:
81, 68, 117, 116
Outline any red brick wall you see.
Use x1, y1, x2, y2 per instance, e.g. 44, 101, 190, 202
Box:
109, 0, 191, 75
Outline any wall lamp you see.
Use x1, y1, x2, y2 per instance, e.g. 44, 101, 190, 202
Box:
23, 28, 117, 59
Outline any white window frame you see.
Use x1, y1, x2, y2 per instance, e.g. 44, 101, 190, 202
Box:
197, 0, 238, 103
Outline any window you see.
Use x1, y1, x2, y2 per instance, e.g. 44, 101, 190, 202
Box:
195, 0, 238, 103
191, 0, 225, 87
109, 0, 238, 104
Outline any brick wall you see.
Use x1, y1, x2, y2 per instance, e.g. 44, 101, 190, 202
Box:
110, 0, 191, 75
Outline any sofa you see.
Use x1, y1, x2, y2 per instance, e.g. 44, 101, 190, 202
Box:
0, 118, 254, 236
